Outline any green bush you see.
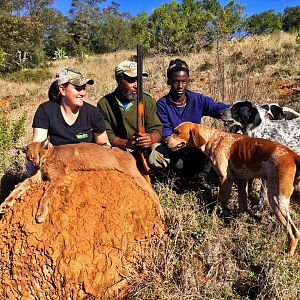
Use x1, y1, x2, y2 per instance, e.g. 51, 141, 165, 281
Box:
0, 113, 26, 150
6, 68, 51, 83
53, 47, 68, 60
272, 68, 294, 77
0, 112, 26, 175
0, 47, 5, 68
198, 61, 214, 71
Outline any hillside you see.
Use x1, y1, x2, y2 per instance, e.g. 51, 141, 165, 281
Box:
1, 32, 300, 299
1, 32, 299, 141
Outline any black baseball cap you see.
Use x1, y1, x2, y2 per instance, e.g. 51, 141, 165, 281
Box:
167, 59, 189, 78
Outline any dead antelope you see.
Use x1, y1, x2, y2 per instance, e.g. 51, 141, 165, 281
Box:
0, 140, 156, 223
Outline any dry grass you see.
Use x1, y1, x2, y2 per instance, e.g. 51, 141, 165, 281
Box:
128, 177, 300, 300
1, 32, 300, 299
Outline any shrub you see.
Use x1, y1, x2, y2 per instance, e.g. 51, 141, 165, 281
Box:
0, 112, 26, 176
6, 68, 51, 83
0, 113, 26, 150
8, 95, 31, 110
0, 47, 5, 68
53, 48, 68, 60
197, 61, 214, 71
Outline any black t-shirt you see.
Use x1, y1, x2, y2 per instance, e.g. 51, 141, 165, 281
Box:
32, 101, 106, 146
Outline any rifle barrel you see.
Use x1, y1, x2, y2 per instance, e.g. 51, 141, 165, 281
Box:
137, 44, 143, 103
137, 44, 145, 134
136, 44, 151, 178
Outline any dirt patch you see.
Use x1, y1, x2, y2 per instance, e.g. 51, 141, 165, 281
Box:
0, 169, 165, 299
0, 96, 10, 109
272, 78, 300, 98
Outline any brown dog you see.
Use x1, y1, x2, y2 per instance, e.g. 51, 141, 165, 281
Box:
166, 121, 300, 256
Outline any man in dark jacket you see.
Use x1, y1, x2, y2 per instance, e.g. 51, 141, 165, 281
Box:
150, 58, 229, 176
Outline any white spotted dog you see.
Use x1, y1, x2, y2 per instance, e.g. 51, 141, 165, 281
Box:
220, 100, 300, 154
260, 103, 300, 121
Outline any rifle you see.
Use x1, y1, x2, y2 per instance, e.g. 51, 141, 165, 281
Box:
136, 44, 151, 184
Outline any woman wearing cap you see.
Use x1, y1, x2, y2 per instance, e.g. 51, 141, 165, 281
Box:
32, 67, 109, 146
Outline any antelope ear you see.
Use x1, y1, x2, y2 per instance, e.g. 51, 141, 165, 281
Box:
15, 145, 28, 153
41, 138, 51, 149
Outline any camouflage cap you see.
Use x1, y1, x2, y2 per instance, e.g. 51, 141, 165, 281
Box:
115, 60, 149, 78
56, 67, 94, 86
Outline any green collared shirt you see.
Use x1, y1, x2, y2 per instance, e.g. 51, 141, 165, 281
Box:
115, 96, 134, 111
97, 90, 162, 144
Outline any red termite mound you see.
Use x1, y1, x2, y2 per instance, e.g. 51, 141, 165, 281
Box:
0, 155, 165, 299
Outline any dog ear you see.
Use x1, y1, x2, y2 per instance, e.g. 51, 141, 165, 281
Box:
187, 122, 194, 144
251, 108, 262, 128
190, 123, 205, 148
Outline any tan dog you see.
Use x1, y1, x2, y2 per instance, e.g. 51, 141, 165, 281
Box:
166, 121, 300, 256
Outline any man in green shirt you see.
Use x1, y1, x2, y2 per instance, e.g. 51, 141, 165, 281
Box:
97, 60, 162, 169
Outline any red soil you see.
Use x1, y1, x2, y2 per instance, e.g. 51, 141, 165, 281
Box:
0, 169, 165, 299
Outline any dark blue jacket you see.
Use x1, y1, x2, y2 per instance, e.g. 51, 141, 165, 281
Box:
157, 90, 230, 138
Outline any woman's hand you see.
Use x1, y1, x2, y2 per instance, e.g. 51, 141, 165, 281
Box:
94, 131, 111, 146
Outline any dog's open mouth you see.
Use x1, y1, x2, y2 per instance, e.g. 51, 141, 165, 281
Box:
170, 141, 186, 151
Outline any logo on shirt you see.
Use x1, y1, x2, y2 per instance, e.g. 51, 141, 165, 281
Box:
76, 132, 89, 140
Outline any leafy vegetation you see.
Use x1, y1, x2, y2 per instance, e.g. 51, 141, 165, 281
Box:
132, 0, 244, 54
283, 6, 300, 32
0, 0, 299, 72
6, 68, 52, 83
0, 113, 26, 176
244, 10, 282, 35
53, 48, 69, 60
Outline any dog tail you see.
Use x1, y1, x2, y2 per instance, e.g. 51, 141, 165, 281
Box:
283, 107, 300, 120
291, 158, 300, 205
294, 157, 300, 192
